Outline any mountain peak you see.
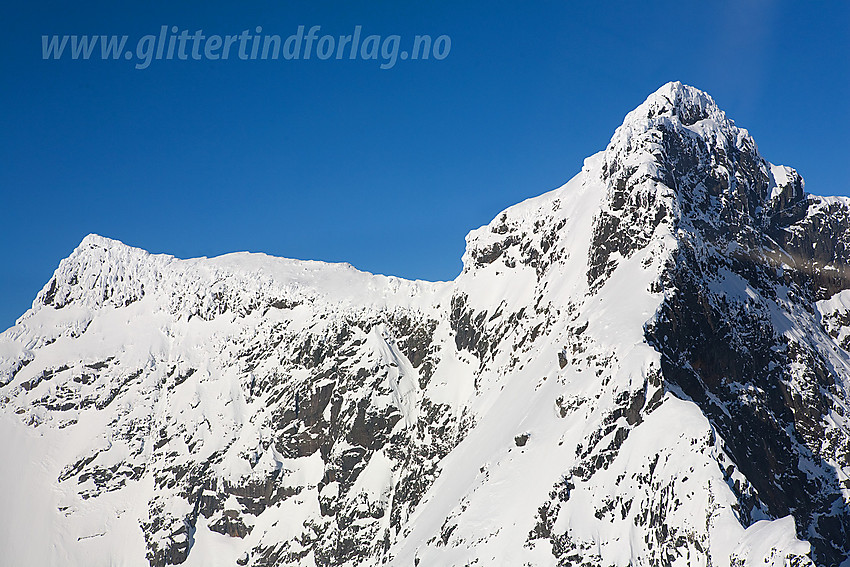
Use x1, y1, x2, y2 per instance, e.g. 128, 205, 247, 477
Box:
627, 81, 726, 127
594, 81, 810, 239
79, 232, 119, 247
73, 233, 141, 255
606, 82, 742, 168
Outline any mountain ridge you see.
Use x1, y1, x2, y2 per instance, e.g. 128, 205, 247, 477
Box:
2, 82, 849, 567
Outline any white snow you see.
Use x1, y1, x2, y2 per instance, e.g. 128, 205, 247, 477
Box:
0, 82, 829, 567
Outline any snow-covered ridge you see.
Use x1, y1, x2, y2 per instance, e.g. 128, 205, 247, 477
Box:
2, 83, 849, 567
28, 233, 449, 324
32, 81, 802, 326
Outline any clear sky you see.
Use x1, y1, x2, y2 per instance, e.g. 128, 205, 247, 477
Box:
2, 1, 849, 329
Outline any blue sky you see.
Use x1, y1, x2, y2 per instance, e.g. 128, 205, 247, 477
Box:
1, 1, 849, 329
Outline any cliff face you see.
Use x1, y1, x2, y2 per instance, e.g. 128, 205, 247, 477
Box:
1, 82, 849, 567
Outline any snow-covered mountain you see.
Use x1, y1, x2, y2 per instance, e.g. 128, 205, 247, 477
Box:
2, 82, 849, 567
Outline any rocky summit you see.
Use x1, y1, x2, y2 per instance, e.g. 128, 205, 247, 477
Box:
2, 82, 850, 567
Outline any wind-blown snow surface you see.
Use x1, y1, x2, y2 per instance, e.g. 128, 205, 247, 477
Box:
2, 83, 849, 566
